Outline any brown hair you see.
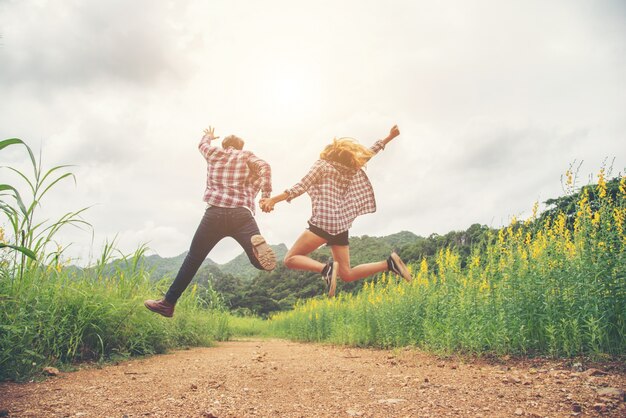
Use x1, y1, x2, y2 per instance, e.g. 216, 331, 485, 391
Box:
320, 137, 374, 170
222, 135, 244, 150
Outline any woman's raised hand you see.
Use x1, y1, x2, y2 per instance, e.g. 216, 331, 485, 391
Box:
389, 125, 400, 139
381, 125, 400, 146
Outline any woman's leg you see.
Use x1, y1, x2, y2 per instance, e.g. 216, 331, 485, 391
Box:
283, 230, 328, 272
330, 245, 388, 282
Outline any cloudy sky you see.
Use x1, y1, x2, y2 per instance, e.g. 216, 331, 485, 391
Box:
1, 0, 625, 265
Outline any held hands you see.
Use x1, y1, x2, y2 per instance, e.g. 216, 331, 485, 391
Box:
260, 192, 287, 213
259, 197, 276, 213
203, 126, 220, 141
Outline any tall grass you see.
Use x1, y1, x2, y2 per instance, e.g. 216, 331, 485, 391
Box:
1, 139, 229, 381
269, 169, 626, 358
226, 315, 271, 338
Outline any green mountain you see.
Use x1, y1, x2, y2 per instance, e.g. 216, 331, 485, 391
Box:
142, 252, 217, 281
220, 244, 289, 281
141, 244, 288, 282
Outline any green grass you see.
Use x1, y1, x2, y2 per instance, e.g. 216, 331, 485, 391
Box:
0, 259, 230, 381
226, 314, 271, 338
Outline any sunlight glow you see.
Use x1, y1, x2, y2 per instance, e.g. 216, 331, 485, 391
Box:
257, 66, 323, 123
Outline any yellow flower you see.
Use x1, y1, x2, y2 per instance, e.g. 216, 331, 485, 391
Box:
525, 201, 539, 226
613, 208, 624, 232
620, 176, 626, 196
554, 213, 567, 235
591, 212, 601, 227
574, 189, 592, 233
531, 231, 546, 258
565, 169, 573, 187
597, 168, 607, 199
417, 258, 429, 287
0, 226, 4, 243
498, 229, 506, 246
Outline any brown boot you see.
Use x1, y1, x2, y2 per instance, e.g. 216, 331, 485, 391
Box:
144, 298, 175, 318
251, 234, 276, 271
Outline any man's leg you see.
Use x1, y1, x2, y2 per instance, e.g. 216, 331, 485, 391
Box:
229, 208, 276, 270
164, 207, 225, 304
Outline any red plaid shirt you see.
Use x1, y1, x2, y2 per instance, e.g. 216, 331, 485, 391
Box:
199, 134, 272, 214
284, 140, 386, 235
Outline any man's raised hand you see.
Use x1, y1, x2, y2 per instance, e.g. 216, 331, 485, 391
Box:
203, 126, 220, 141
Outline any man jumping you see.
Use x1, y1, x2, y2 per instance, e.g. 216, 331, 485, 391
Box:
144, 126, 276, 317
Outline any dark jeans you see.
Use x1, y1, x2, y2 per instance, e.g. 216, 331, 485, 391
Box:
165, 206, 263, 304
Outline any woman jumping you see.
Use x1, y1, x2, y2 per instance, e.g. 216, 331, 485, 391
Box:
260, 125, 412, 296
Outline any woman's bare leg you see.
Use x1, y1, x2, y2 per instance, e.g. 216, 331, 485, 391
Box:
331, 245, 388, 282
283, 230, 328, 273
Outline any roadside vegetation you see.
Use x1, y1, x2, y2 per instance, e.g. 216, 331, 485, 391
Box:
269, 169, 626, 358
0, 139, 228, 381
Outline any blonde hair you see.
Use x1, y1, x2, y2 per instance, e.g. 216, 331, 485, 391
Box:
320, 137, 374, 170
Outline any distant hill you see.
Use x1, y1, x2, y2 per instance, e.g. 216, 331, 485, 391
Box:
142, 252, 217, 281
220, 244, 288, 281
380, 231, 420, 248
140, 244, 287, 282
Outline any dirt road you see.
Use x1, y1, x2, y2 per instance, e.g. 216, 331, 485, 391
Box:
1, 339, 624, 417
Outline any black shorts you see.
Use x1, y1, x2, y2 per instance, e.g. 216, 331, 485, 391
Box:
307, 222, 349, 246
